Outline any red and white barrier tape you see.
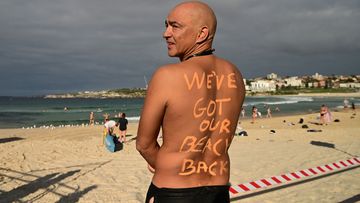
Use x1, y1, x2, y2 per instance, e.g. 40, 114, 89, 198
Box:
229, 157, 360, 197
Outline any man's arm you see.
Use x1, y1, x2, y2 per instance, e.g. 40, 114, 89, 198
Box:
136, 67, 170, 168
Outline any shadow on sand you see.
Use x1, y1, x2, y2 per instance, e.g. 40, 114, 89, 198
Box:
310, 140, 358, 157
0, 137, 24, 144
338, 193, 360, 203
0, 160, 111, 202
55, 185, 98, 203
0, 170, 80, 202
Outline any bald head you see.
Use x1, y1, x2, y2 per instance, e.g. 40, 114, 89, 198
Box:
163, 1, 218, 60
171, 1, 217, 41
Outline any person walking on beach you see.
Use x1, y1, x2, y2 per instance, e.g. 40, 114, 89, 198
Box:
103, 113, 110, 123
136, 2, 245, 202
266, 106, 272, 118
241, 107, 245, 118
351, 102, 356, 113
89, 112, 95, 126
251, 106, 258, 123
117, 113, 128, 143
344, 99, 349, 109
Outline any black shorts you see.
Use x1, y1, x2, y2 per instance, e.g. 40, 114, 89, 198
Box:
145, 182, 230, 203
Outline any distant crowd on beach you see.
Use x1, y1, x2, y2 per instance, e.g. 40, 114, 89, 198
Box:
235, 97, 357, 136
88, 111, 128, 125
238, 98, 356, 125
239, 105, 280, 124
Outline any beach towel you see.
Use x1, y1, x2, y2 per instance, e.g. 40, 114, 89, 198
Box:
105, 134, 123, 152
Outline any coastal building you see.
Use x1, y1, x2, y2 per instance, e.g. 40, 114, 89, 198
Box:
306, 81, 319, 88
332, 80, 340, 88
275, 81, 286, 90
267, 73, 278, 80
312, 73, 324, 80
318, 80, 326, 88
284, 76, 302, 87
243, 79, 251, 91
250, 80, 276, 92
339, 83, 360, 88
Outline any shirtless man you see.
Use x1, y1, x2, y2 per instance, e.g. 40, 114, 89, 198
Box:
136, 2, 245, 202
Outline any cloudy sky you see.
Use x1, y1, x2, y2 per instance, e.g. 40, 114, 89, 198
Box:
0, 0, 359, 96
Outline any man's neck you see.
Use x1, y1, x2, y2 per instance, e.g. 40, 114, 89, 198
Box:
180, 43, 213, 62
183, 49, 215, 61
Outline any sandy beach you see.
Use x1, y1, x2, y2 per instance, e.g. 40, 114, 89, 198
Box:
297, 92, 360, 97
0, 108, 359, 202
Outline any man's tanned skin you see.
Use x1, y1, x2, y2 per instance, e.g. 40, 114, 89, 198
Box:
137, 1, 245, 192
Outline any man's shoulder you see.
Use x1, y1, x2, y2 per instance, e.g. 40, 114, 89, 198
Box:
151, 63, 188, 85
148, 64, 182, 94
153, 64, 179, 78
214, 56, 237, 69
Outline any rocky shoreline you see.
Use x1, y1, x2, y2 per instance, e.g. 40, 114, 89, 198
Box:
44, 89, 146, 99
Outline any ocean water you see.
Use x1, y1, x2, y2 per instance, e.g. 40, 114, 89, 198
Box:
0, 96, 358, 129
0, 97, 143, 129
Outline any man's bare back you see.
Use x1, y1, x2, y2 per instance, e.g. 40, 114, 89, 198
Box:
145, 56, 244, 188
137, 56, 245, 188
136, 1, 245, 202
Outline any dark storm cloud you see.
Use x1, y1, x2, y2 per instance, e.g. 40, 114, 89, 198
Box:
0, 0, 359, 96
212, 0, 360, 76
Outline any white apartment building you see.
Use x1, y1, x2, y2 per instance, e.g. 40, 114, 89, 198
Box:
250, 80, 276, 92
312, 73, 324, 80
339, 83, 360, 88
267, 73, 278, 80
243, 79, 251, 91
284, 77, 303, 87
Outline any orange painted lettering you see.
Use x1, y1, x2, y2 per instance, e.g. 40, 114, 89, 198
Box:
184, 72, 205, 90
202, 138, 212, 153
179, 136, 196, 152
208, 161, 217, 176
220, 161, 229, 175
179, 159, 196, 176
179, 160, 228, 176
199, 119, 210, 132
209, 118, 220, 131
215, 98, 231, 115
194, 136, 208, 152
199, 118, 221, 132
207, 74, 213, 89
227, 73, 237, 88
193, 98, 205, 118
213, 139, 223, 156
196, 161, 208, 173
194, 98, 231, 118
207, 100, 216, 116
219, 119, 231, 134
216, 75, 224, 90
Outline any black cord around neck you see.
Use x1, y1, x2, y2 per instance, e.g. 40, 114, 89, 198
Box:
184, 49, 215, 61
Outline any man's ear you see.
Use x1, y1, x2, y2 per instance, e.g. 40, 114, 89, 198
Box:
196, 26, 209, 43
